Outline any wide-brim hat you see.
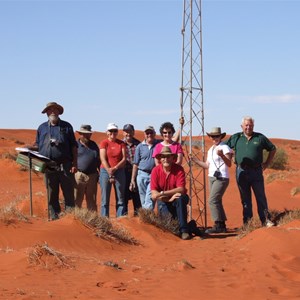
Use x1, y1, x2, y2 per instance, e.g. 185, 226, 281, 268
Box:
42, 102, 64, 115
77, 124, 93, 134
206, 127, 226, 139
155, 146, 178, 160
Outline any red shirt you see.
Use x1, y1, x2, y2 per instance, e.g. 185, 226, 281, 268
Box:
151, 163, 186, 193
100, 139, 126, 168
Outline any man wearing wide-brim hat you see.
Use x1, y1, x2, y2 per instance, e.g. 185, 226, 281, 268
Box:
32, 102, 78, 220
150, 146, 191, 240
74, 124, 100, 212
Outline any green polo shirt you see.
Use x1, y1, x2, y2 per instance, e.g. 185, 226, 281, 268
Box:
225, 132, 276, 166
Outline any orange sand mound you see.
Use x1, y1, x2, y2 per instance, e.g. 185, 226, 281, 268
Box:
0, 129, 300, 299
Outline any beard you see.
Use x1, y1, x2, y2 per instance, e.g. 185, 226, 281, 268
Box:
48, 115, 59, 123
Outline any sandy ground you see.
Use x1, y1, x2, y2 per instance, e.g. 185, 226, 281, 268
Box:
0, 129, 300, 300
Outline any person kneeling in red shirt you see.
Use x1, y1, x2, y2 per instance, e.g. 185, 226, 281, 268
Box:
150, 146, 191, 240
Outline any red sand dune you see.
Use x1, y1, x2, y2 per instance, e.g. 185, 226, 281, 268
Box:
0, 129, 300, 300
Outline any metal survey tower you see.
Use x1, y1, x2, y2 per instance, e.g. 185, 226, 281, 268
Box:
179, 0, 207, 227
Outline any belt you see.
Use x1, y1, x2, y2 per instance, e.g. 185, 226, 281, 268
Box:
139, 169, 151, 174
238, 164, 261, 170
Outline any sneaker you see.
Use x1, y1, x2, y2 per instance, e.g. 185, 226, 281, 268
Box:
181, 232, 191, 240
265, 219, 275, 228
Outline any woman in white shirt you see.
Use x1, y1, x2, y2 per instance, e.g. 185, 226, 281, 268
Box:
190, 127, 233, 234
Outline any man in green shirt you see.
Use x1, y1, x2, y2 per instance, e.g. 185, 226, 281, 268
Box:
226, 116, 276, 227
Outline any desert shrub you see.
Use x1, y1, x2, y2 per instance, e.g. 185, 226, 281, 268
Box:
74, 208, 139, 245
0, 203, 29, 225
264, 148, 288, 170
28, 242, 72, 269
290, 187, 300, 196
138, 208, 180, 236
270, 208, 300, 226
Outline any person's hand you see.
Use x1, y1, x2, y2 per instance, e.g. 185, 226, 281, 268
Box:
70, 166, 77, 174
179, 116, 185, 125
169, 192, 181, 202
216, 149, 224, 157
129, 181, 136, 192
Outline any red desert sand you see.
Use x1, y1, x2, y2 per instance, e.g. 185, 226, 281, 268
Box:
0, 129, 300, 300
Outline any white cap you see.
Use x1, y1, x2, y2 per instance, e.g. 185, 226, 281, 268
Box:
107, 123, 118, 130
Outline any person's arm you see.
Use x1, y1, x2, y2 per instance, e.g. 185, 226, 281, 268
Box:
71, 145, 78, 173
112, 146, 126, 172
176, 153, 183, 165
151, 186, 185, 202
100, 148, 113, 176
216, 148, 233, 167
130, 164, 138, 191
189, 154, 209, 169
262, 148, 276, 170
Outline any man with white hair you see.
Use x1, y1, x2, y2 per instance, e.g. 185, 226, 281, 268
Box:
226, 116, 276, 227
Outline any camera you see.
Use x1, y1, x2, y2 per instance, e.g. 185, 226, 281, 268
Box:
50, 138, 59, 146
213, 170, 222, 179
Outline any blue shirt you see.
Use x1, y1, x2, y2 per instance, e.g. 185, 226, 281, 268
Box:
77, 139, 100, 174
133, 139, 160, 173
35, 119, 77, 163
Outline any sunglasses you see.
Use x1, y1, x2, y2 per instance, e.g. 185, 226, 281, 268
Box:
211, 135, 221, 139
162, 131, 173, 135
108, 129, 118, 133
145, 131, 154, 135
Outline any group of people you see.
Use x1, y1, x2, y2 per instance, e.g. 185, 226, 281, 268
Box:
32, 101, 277, 239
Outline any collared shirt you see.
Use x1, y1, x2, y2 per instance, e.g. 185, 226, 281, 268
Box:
151, 163, 186, 193
77, 139, 100, 174
123, 137, 140, 167
35, 119, 77, 163
225, 132, 276, 166
133, 139, 159, 173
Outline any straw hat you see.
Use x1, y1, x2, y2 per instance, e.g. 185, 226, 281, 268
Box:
206, 127, 226, 139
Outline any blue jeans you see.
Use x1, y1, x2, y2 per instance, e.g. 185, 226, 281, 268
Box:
236, 166, 270, 224
158, 194, 189, 233
99, 168, 125, 217
136, 170, 155, 210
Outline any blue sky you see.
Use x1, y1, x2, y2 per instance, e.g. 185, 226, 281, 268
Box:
0, 0, 299, 140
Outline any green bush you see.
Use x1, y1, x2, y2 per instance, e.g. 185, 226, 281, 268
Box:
264, 148, 288, 170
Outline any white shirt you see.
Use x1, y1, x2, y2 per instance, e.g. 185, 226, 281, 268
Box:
207, 142, 232, 178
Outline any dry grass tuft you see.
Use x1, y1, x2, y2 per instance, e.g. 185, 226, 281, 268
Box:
273, 208, 300, 226
138, 208, 180, 236
74, 208, 139, 245
237, 217, 262, 239
0, 203, 29, 225
28, 242, 72, 269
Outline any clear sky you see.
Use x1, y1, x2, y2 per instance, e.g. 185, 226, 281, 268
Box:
0, 0, 299, 140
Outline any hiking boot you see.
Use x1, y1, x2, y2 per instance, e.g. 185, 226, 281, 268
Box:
181, 232, 192, 240
205, 221, 227, 234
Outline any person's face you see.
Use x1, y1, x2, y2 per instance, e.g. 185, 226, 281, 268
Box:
161, 128, 173, 141
123, 130, 134, 141
80, 133, 92, 143
107, 129, 118, 139
46, 107, 60, 123
241, 120, 254, 136
144, 130, 155, 143
210, 135, 222, 145
160, 155, 174, 167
